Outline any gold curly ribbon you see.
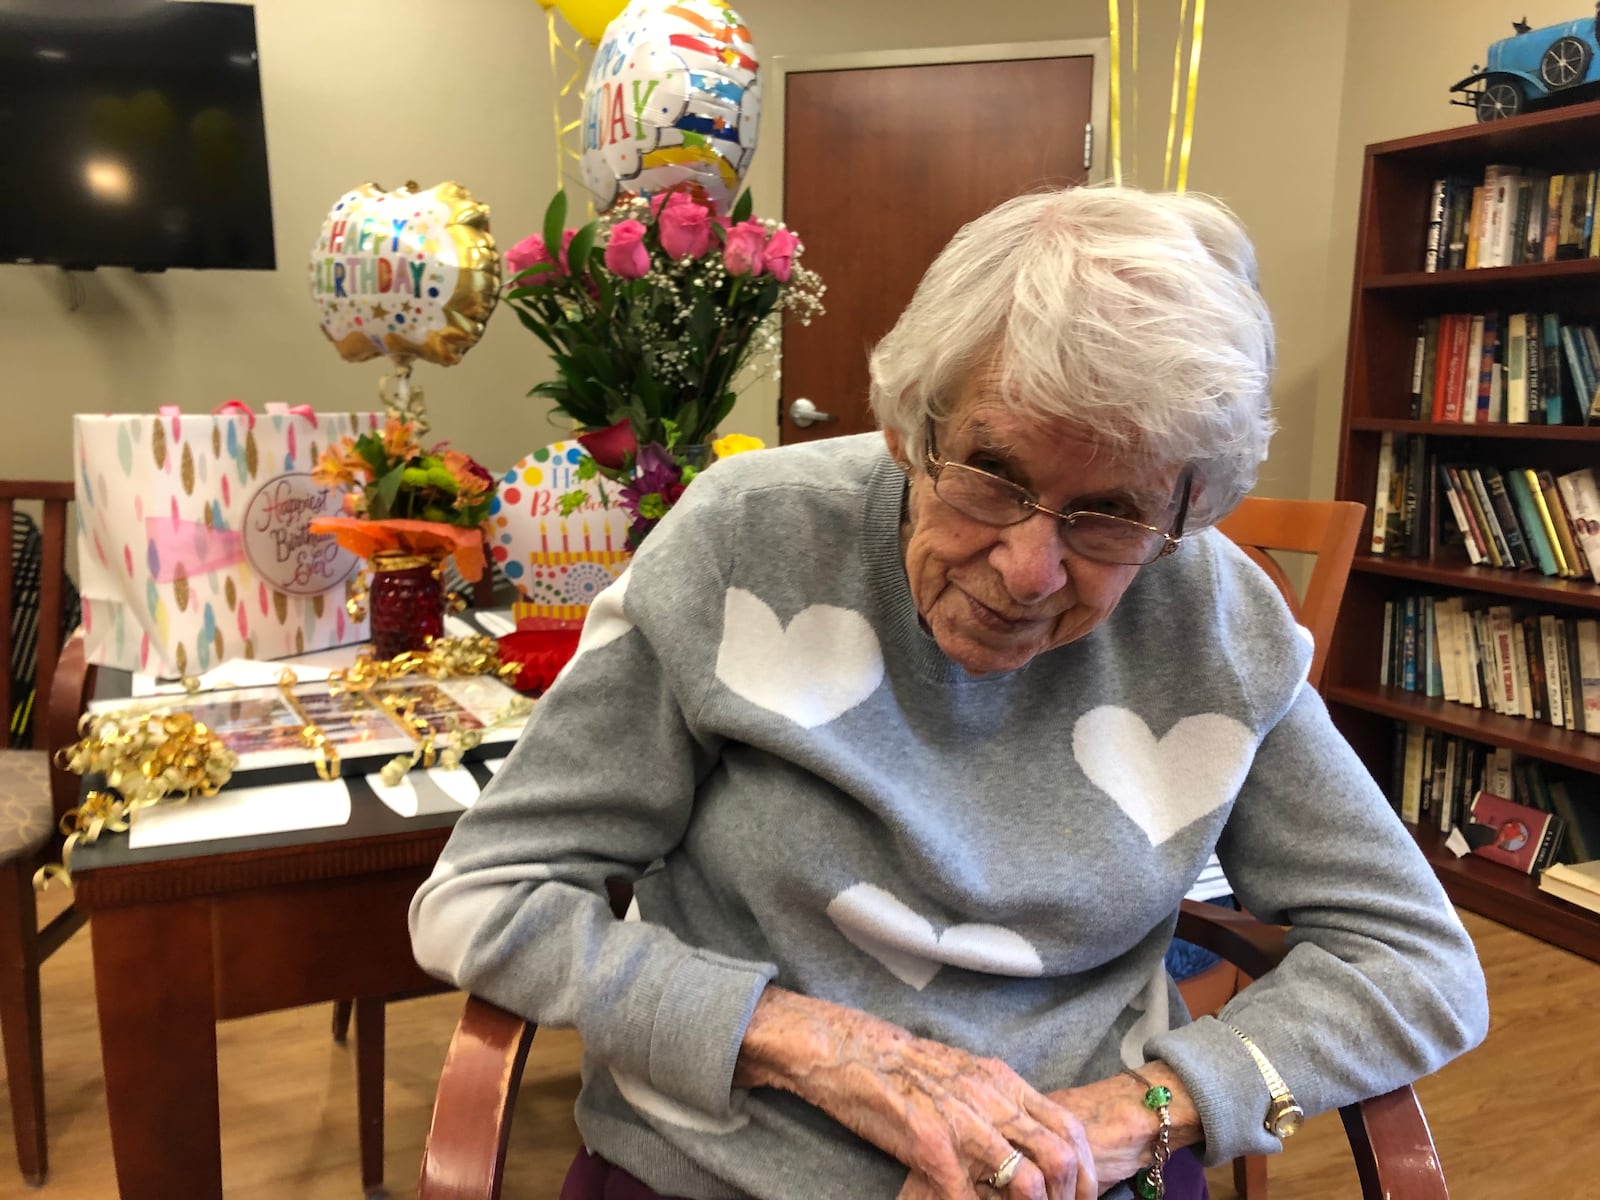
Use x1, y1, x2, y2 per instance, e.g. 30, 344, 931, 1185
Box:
1108, 0, 1123, 187
37, 711, 237, 887
377, 361, 429, 436
1175, 0, 1205, 194
37, 636, 530, 884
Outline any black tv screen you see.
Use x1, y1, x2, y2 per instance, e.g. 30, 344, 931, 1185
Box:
0, 1, 275, 270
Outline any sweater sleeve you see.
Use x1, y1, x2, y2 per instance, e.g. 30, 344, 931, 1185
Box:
408, 486, 777, 1119
1143, 681, 1489, 1165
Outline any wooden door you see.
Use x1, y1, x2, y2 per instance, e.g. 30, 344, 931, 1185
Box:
780, 56, 1093, 443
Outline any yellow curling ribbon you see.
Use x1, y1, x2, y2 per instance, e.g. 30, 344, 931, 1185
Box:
37, 710, 237, 886
1164, 0, 1189, 190
1107, 0, 1123, 186
1176, 0, 1205, 194
277, 669, 342, 781
1131, 0, 1140, 183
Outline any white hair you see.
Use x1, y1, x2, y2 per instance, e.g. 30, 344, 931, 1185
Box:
868, 186, 1275, 525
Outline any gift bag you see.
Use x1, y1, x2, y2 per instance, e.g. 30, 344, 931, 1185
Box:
74, 403, 385, 675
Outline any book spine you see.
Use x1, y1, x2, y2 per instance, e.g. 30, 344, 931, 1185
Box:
1370, 431, 1394, 554
1484, 468, 1533, 569
1556, 468, 1600, 583
1540, 613, 1566, 729
1506, 468, 1558, 575
1439, 464, 1485, 564
1424, 178, 1448, 272
1579, 618, 1600, 732
1540, 313, 1565, 425
1543, 174, 1566, 263
1540, 468, 1588, 577
1525, 468, 1571, 577
1506, 313, 1529, 423
1465, 467, 1512, 567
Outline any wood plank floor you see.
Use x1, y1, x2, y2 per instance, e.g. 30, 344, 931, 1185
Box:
0, 899, 1593, 1198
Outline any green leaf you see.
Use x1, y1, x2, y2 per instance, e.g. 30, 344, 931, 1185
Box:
543, 191, 568, 260
557, 490, 588, 517
375, 464, 406, 519
731, 189, 753, 224
575, 456, 599, 481
352, 432, 388, 476
566, 221, 598, 279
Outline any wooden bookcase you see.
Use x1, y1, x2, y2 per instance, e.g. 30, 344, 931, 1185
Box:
1328, 100, 1600, 963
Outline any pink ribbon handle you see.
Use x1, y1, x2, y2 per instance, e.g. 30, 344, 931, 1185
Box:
212, 399, 256, 428
264, 402, 318, 424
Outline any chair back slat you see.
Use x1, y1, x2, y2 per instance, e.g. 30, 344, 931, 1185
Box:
0, 497, 14, 750
1215, 496, 1366, 689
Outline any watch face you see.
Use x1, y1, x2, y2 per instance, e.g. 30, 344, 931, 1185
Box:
1270, 1105, 1305, 1138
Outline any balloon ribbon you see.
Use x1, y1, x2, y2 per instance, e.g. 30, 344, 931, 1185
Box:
1107, 0, 1123, 186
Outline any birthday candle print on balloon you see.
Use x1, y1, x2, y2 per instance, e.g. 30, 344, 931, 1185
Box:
580, 0, 761, 213
307, 181, 500, 368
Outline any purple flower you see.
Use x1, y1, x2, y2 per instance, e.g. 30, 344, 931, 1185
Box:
619, 443, 683, 510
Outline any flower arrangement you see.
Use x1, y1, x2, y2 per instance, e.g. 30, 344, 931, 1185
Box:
310, 417, 494, 581
502, 186, 823, 545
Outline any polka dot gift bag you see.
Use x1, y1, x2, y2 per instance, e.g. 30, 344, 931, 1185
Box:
73, 403, 387, 677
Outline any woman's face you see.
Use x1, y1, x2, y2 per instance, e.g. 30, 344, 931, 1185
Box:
885, 376, 1186, 676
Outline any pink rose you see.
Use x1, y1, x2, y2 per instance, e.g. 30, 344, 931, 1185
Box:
576, 418, 638, 471
763, 227, 800, 282
604, 220, 651, 279
505, 233, 557, 285
658, 197, 713, 260
723, 219, 768, 277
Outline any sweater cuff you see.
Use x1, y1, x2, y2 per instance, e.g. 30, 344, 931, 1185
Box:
646, 950, 776, 1117
1142, 1015, 1292, 1166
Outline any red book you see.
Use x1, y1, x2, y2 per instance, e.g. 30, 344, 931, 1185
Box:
1439, 314, 1471, 421
1430, 314, 1459, 420
1466, 790, 1566, 874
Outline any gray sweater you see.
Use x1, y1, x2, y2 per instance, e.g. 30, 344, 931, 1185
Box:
410, 434, 1488, 1199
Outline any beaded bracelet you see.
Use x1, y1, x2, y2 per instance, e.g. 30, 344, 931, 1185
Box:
1124, 1067, 1173, 1200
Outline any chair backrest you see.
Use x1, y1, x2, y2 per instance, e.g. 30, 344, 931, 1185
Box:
1214, 496, 1365, 690
0, 482, 75, 751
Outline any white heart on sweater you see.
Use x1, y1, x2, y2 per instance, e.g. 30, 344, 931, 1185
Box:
827, 883, 1043, 990
715, 588, 884, 729
1072, 706, 1256, 847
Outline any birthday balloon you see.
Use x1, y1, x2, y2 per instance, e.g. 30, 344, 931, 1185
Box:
554, 0, 629, 43
580, 0, 761, 213
307, 181, 500, 368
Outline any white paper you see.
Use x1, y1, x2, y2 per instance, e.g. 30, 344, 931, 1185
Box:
130, 643, 362, 697
1445, 826, 1472, 858
127, 778, 352, 849
474, 610, 517, 637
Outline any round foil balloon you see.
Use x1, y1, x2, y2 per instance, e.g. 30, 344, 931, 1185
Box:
580, 0, 761, 213
308, 181, 500, 367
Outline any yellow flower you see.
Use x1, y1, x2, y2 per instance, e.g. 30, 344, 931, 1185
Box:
712, 433, 765, 460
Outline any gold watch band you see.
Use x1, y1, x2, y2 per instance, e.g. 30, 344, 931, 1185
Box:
1226, 1024, 1304, 1138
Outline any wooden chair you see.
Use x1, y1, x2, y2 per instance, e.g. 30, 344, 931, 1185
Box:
1172, 494, 1365, 1198
0, 482, 98, 1185
413, 899, 1447, 1200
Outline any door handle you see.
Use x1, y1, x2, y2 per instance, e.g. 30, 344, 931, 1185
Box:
788, 398, 837, 428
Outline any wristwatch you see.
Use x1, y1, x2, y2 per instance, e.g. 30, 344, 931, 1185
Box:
1226, 1025, 1304, 1139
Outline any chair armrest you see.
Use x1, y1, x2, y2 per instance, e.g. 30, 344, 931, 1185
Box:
1175, 902, 1449, 1198
46, 630, 96, 823
417, 996, 536, 1200
1174, 899, 1287, 980
1341, 1085, 1449, 1199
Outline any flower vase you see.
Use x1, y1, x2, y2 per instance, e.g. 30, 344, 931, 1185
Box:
368, 551, 445, 659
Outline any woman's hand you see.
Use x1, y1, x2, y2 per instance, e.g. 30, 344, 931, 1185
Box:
734, 987, 1098, 1200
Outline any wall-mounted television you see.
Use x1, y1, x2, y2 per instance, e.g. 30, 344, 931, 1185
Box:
0, 0, 276, 271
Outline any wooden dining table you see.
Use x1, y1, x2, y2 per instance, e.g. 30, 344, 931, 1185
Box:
67, 637, 516, 1199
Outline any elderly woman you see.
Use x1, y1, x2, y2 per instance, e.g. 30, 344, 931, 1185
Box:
411, 187, 1487, 1200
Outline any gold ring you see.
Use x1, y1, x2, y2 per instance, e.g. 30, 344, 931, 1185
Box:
985, 1147, 1024, 1189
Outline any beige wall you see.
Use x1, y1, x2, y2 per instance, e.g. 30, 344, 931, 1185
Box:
1308, 0, 1585, 501
5, 0, 1350, 500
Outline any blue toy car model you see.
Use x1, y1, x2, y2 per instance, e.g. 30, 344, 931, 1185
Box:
1450, 7, 1600, 120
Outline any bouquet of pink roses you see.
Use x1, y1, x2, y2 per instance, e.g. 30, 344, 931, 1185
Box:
503, 186, 823, 545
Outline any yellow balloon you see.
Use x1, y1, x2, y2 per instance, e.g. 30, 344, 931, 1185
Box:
536, 0, 557, 8
308, 181, 501, 369
554, 0, 628, 44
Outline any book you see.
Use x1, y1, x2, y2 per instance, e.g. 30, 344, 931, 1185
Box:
1524, 468, 1571, 576
1423, 177, 1448, 271
1505, 312, 1529, 423
1578, 618, 1600, 732
1538, 469, 1587, 578
1548, 779, 1600, 861
1505, 468, 1558, 575
1466, 789, 1566, 874
1370, 431, 1395, 554
1538, 859, 1600, 913
1482, 467, 1533, 569
1438, 465, 1484, 564
1540, 313, 1566, 424
1555, 468, 1600, 583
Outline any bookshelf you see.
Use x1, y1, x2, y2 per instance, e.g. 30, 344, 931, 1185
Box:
1329, 100, 1600, 963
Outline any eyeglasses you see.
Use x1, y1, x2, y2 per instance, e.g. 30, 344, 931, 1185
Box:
921, 422, 1192, 566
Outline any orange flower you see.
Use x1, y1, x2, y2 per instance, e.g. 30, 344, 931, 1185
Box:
381, 418, 420, 463
442, 449, 492, 506
312, 445, 359, 489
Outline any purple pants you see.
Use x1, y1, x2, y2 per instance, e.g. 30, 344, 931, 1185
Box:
559, 1147, 1211, 1199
